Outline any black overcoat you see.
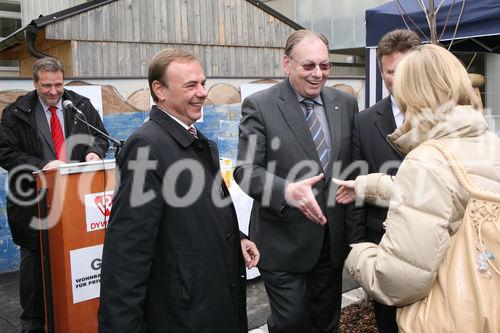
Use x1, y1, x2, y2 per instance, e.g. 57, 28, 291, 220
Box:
98, 106, 247, 333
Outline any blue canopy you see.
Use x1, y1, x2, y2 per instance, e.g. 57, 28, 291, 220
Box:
366, 0, 500, 53
364, 0, 500, 108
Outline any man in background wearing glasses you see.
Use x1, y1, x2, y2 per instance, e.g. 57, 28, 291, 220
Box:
235, 30, 359, 333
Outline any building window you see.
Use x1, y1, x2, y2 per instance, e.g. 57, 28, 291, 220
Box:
0, 16, 21, 36
0, 1, 21, 69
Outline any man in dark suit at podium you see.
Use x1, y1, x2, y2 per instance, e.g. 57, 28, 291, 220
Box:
98, 48, 259, 333
0, 57, 109, 333
350, 29, 421, 333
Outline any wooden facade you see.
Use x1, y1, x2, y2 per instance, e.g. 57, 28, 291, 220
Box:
14, 0, 298, 78
21, 0, 89, 25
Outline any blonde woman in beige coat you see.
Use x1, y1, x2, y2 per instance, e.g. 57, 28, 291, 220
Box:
335, 44, 500, 331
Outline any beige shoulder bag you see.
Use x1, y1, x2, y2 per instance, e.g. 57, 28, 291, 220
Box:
397, 140, 500, 333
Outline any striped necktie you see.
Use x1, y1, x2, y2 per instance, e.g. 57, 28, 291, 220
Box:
302, 99, 330, 172
188, 126, 198, 139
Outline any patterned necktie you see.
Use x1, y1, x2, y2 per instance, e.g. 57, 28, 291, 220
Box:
188, 126, 198, 139
303, 99, 330, 172
48, 106, 66, 161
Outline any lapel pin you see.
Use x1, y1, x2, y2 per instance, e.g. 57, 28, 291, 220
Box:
334, 105, 340, 110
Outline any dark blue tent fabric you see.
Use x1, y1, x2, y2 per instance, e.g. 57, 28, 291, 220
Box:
366, 0, 500, 52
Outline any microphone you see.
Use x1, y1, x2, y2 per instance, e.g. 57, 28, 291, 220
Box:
63, 100, 124, 156
63, 100, 84, 116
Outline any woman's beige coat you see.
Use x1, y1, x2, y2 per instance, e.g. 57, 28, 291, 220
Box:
345, 106, 500, 306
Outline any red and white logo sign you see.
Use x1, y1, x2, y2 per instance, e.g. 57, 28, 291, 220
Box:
84, 191, 114, 232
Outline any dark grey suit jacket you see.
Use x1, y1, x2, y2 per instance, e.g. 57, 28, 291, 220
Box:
350, 96, 404, 244
34, 100, 59, 161
234, 79, 358, 272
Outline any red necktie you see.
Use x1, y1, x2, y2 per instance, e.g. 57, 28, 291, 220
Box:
48, 106, 66, 161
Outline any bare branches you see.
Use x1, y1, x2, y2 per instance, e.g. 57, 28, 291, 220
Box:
393, 0, 430, 41
428, 0, 438, 44
435, 0, 447, 13
466, 52, 477, 71
393, 0, 467, 48
447, 0, 466, 50
439, 0, 455, 41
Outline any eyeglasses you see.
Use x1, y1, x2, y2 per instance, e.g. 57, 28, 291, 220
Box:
288, 56, 332, 71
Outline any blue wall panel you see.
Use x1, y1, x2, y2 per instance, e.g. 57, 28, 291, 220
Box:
0, 104, 241, 272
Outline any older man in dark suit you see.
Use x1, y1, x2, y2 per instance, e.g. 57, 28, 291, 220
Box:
351, 29, 421, 333
98, 48, 259, 333
234, 30, 359, 333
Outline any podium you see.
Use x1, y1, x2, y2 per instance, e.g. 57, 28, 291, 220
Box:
34, 160, 116, 333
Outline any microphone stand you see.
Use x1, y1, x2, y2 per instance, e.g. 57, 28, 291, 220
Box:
74, 114, 124, 157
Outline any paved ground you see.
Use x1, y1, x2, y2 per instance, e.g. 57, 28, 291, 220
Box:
0, 272, 20, 333
0, 269, 362, 332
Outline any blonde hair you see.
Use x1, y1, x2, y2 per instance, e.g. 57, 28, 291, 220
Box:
393, 44, 482, 133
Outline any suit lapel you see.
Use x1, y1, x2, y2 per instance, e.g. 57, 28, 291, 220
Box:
374, 97, 397, 140
374, 97, 405, 159
198, 131, 220, 174
34, 101, 56, 156
322, 90, 342, 164
277, 81, 319, 163
63, 103, 76, 138
151, 107, 221, 174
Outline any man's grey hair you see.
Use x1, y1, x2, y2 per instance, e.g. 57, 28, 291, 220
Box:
32, 57, 65, 82
284, 30, 329, 57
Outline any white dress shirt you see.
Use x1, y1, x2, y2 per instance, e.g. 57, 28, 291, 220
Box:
40, 98, 66, 137
391, 95, 404, 128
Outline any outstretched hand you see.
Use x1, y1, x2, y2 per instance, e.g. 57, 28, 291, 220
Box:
332, 178, 356, 205
284, 173, 327, 225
